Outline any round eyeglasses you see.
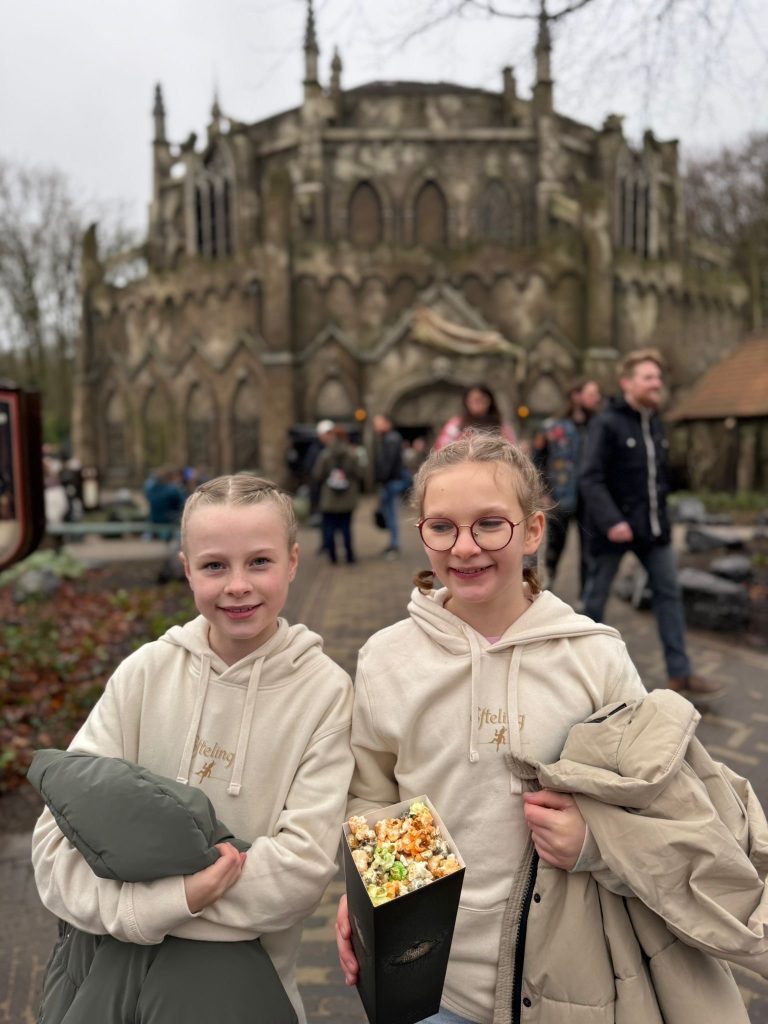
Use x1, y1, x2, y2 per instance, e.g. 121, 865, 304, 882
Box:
417, 514, 529, 552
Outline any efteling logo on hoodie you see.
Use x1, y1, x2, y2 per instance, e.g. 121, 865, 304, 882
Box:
192, 734, 235, 782
477, 706, 526, 752
477, 706, 506, 751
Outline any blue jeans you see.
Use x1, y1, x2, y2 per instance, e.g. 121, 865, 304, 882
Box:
582, 542, 692, 678
321, 511, 354, 563
379, 478, 406, 550
421, 1010, 477, 1024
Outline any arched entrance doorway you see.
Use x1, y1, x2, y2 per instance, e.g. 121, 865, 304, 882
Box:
389, 381, 467, 443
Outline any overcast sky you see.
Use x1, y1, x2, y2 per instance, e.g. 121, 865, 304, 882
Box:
2, 0, 766, 230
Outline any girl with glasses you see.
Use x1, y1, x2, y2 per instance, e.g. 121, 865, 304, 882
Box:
336, 432, 765, 1023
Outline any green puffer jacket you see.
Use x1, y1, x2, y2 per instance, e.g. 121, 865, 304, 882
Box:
28, 749, 297, 1024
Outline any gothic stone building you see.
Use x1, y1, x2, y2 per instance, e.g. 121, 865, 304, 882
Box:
73, 3, 749, 487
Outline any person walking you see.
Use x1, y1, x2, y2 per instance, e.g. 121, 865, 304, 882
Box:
145, 466, 186, 539
312, 425, 361, 564
579, 348, 724, 702
532, 378, 602, 594
372, 413, 406, 559
434, 383, 517, 450
302, 420, 336, 527
335, 432, 765, 1023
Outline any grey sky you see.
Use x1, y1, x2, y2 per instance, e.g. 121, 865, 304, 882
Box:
2, 0, 766, 230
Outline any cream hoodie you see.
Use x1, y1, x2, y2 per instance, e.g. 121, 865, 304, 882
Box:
32, 615, 354, 1024
349, 587, 647, 1024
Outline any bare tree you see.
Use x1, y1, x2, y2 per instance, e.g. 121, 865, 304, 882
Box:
303, 0, 767, 142
0, 159, 137, 444
684, 132, 768, 329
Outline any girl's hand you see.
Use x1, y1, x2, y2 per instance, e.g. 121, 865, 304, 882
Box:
522, 790, 586, 871
183, 842, 246, 913
336, 894, 359, 986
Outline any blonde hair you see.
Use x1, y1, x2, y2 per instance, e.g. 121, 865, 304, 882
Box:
618, 347, 664, 379
181, 474, 298, 551
410, 430, 547, 595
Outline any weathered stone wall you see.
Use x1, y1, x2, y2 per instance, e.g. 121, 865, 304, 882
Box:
75, 58, 751, 490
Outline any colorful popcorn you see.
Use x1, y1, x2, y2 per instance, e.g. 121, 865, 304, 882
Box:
346, 801, 461, 906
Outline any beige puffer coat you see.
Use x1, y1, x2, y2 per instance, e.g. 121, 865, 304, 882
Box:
494, 690, 768, 1024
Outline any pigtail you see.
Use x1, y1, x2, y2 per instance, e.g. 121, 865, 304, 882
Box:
523, 566, 542, 595
413, 569, 436, 593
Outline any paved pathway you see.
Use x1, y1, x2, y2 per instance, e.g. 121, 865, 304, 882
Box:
2, 498, 767, 1022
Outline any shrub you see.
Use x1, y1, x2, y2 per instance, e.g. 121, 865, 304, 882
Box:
0, 572, 195, 791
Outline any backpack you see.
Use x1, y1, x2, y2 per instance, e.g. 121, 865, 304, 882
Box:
326, 466, 350, 492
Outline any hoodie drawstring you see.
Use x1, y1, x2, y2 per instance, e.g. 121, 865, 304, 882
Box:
506, 646, 523, 793
466, 629, 524, 773
227, 657, 263, 796
466, 629, 482, 763
177, 653, 212, 785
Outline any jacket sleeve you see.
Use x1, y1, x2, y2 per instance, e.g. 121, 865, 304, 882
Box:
570, 643, 647, 895
191, 680, 354, 935
347, 657, 400, 818
31, 671, 196, 945
579, 416, 625, 536
380, 435, 404, 482
311, 447, 329, 484
580, 743, 768, 976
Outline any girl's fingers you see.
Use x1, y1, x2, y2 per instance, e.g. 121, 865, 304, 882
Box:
335, 895, 359, 984
523, 803, 559, 831
523, 789, 574, 809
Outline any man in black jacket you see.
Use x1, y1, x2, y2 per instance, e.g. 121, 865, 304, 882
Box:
580, 349, 724, 702
373, 412, 405, 558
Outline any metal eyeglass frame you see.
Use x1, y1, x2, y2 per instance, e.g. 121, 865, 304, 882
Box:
416, 513, 531, 552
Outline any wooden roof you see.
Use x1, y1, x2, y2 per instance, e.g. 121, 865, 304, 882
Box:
668, 335, 768, 422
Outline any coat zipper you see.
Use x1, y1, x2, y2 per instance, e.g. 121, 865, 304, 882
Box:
512, 850, 539, 1024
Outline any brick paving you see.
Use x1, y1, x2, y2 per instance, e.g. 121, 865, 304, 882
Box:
1, 497, 767, 1022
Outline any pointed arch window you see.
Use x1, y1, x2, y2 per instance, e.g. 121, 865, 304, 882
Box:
616, 159, 650, 258
476, 181, 514, 243
414, 181, 448, 247
143, 387, 172, 471
315, 377, 354, 420
186, 383, 217, 469
192, 147, 235, 260
232, 379, 261, 473
348, 182, 383, 247
105, 392, 128, 471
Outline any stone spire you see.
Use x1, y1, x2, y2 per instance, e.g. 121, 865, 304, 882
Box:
502, 65, 517, 125
209, 85, 224, 139
330, 46, 342, 92
150, 84, 172, 272
211, 86, 222, 125
153, 83, 167, 144
532, 0, 553, 116
304, 0, 319, 86
330, 46, 343, 119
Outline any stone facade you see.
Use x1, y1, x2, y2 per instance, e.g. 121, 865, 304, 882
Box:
73, 2, 749, 487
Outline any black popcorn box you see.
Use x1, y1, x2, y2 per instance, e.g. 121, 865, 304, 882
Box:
342, 795, 465, 1024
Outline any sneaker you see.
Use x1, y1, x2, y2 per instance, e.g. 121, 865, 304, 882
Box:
384, 547, 400, 561
666, 675, 727, 702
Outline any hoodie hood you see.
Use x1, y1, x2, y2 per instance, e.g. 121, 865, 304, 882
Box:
407, 585, 621, 651
407, 587, 622, 762
160, 615, 324, 795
